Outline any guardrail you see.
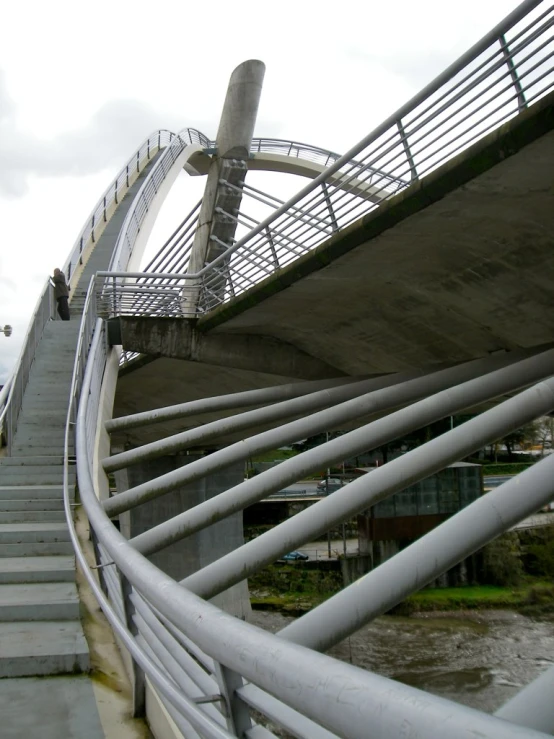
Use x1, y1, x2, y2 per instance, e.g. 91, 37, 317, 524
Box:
198, 0, 553, 311
62, 130, 179, 286
69, 271, 554, 739
0, 280, 56, 452
85, 0, 554, 322
0, 129, 196, 449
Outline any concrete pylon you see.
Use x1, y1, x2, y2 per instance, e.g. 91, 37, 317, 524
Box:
183, 60, 265, 313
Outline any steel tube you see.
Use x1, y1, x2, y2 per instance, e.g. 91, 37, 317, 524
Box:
130, 591, 219, 699
237, 684, 339, 739
130, 349, 553, 556
103, 374, 410, 473
133, 610, 227, 728
495, 664, 554, 733
77, 329, 550, 739
67, 325, 233, 739
279, 444, 554, 652
181, 370, 554, 600
103, 352, 527, 516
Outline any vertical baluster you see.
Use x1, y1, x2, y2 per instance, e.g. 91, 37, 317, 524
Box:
499, 33, 527, 111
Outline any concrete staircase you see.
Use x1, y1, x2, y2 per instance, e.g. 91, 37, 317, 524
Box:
0, 320, 90, 678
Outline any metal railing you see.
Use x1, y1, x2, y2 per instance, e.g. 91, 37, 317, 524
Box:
69, 273, 554, 738
0, 280, 56, 451
198, 0, 553, 311
62, 130, 179, 286
0, 128, 194, 450
86, 0, 554, 321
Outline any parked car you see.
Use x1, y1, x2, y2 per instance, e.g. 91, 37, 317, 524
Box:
316, 477, 343, 493
279, 551, 309, 562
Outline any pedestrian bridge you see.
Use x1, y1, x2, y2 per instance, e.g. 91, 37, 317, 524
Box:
1, 2, 554, 737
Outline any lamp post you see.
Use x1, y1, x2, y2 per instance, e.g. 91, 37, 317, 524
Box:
0, 325, 12, 337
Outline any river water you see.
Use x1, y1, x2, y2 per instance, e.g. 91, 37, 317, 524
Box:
250, 609, 554, 713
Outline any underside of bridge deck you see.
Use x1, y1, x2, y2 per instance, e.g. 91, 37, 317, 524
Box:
112, 92, 554, 447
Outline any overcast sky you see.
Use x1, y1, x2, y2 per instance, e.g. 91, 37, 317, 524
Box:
0, 0, 523, 383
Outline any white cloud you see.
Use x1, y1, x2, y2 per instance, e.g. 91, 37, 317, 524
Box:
0, 0, 523, 382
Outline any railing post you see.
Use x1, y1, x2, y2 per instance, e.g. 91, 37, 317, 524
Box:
397, 119, 418, 181
136, 151, 140, 173
103, 196, 107, 222
213, 663, 252, 736
126, 164, 129, 188
114, 178, 118, 205
499, 33, 527, 111
121, 577, 146, 717
321, 182, 339, 232
265, 227, 280, 269
91, 214, 95, 243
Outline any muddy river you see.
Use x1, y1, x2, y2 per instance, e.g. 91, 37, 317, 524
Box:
250, 609, 554, 712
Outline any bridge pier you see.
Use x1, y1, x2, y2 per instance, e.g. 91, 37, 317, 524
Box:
114, 451, 251, 621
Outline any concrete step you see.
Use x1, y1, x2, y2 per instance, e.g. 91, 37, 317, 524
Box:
0, 622, 89, 677
9, 448, 75, 458
0, 556, 75, 583
0, 541, 75, 556
0, 510, 66, 523
0, 485, 69, 500
0, 499, 65, 510
0, 456, 65, 466
0, 523, 70, 544
0, 468, 75, 485
0, 582, 80, 621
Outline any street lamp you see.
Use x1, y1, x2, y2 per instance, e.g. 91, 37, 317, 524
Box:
0, 325, 12, 337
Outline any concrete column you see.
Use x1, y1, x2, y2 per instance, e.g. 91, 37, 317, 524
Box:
184, 60, 265, 312
115, 452, 251, 620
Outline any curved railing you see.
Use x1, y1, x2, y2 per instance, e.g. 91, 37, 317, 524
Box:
62, 130, 174, 285
0, 280, 56, 451
91, 0, 554, 320
66, 271, 554, 738
197, 0, 554, 310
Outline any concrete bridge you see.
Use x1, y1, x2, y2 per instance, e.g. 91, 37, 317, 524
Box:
1, 2, 554, 737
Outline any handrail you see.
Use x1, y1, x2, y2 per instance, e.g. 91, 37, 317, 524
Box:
71, 273, 553, 738
62, 130, 178, 285
197, 0, 553, 311
0, 278, 56, 451
90, 0, 553, 320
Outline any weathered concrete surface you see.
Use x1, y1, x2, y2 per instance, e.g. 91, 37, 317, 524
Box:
111, 94, 554, 446
115, 317, 343, 379
196, 91, 554, 375
112, 356, 328, 448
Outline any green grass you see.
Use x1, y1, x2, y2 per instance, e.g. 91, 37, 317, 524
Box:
250, 575, 554, 616
482, 462, 535, 475
406, 584, 524, 610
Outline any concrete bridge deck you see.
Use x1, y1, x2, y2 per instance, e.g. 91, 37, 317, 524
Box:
113, 92, 554, 447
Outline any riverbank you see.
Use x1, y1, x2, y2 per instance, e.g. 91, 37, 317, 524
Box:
250, 576, 554, 617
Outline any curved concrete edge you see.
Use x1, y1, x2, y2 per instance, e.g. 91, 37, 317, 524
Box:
124, 144, 205, 275
196, 89, 554, 333
248, 152, 385, 202
68, 146, 163, 295
75, 507, 151, 739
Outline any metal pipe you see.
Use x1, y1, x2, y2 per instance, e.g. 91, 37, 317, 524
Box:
495, 664, 554, 733
103, 373, 411, 473
76, 328, 550, 739
279, 440, 554, 652
181, 371, 554, 601
129, 348, 554, 556
130, 591, 219, 699
68, 323, 233, 739
103, 352, 527, 515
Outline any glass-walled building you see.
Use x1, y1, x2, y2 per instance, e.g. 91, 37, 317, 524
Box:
359, 462, 483, 548
372, 462, 482, 519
